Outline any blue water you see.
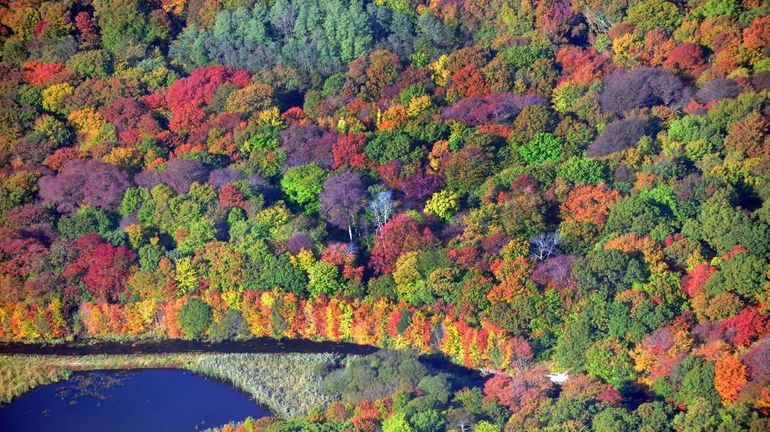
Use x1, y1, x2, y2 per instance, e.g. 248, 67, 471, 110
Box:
0, 369, 270, 431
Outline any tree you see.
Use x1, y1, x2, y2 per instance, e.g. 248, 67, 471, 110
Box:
93, 0, 152, 54
280, 163, 328, 214
705, 253, 768, 300
364, 131, 413, 164
586, 339, 636, 389
572, 249, 648, 297
560, 184, 620, 230
308, 261, 344, 296
483, 367, 553, 414
281, 124, 336, 168
714, 356, 747, 404
474, 421, 501, 432
382, 412, 415, 432
556, 157, 607, 185
175, 257, 199, 296
441, 93, 547, 125
488, 257, 534, 303
587, 118, 649, 157
66, 50, 113, 78
369, 190, 394, 233
370, 214, 423, 274
530, 233, 562, 261
333, 133, 367, 169
663, 44, 706, 77
698, 0, 740, 18
320, 173, 368, 242
424, 190, 460, 222
409, 409, 445, 432
695, 78, 741, 104
442, 146, 494, 197
164, 66, 248, 133
719, 307, 770, 347
178, 298, 212, 339
592, 407, 640, 432
39, 159, 132, 214
673, 356, 720, 407
599, 68, 689, 114
518, 132, 562, 164
63, 234, 137, 302
604, 194, 673, 237
626, 0, 681, 32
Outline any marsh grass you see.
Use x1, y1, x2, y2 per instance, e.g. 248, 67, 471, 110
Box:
190, 353, 346, 417
0, 356, 71, 404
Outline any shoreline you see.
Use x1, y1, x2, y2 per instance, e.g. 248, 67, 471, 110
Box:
0, 352, 344, 418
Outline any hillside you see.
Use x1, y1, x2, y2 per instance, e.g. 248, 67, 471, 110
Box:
1, 0, 770, 430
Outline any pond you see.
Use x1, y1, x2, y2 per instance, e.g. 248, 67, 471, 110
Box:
0, 369, 271, 431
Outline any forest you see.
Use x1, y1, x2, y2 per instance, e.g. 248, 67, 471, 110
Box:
0, 0, 769, 430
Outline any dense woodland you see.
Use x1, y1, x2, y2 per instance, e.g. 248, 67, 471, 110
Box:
1, 0, 770, 430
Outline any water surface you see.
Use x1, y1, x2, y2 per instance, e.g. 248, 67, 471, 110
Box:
0, 369, 270, 431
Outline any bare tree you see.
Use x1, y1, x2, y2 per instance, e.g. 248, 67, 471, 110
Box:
530, 232, 561, 261
369, 190, 394, 236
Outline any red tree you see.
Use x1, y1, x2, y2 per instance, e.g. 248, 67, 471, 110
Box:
720, 308, 770, 348
663, 43, 707, 77
332, 132, 367, 169
165, 66, 249, 133
681, 263, 716, 297
63, 234, 137, 302
369, 214, 423, 274
483, 366, 553, 414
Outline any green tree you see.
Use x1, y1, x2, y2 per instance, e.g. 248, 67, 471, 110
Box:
66, 50, 113, 78
474, 421, 502, 432
57, 206, 116, 241
698, 0, 741, 18
518, 132, 562, 165
410, 409, 445, 432
308, 261, 343, 296
365, 131, 413, 164
592, 407, 639, 432
674, 356, 720, 407
556, 157, 607, 185
256, 254, 308, 295
554, 311, 597, 373
604, 194, 674, 238
626, 0, 681, 32
705, 253, 768, 300
280, 163, 327, 214
93, 0, 151, 54
138, 243, 164, 271
383, 412, 415, 432
635, 402, 674, 432
178, 298, 213, 339
700, 193, 770, 256
572, 249, 649, 298
585, 339, 636, 389
672, 397, 721, 431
